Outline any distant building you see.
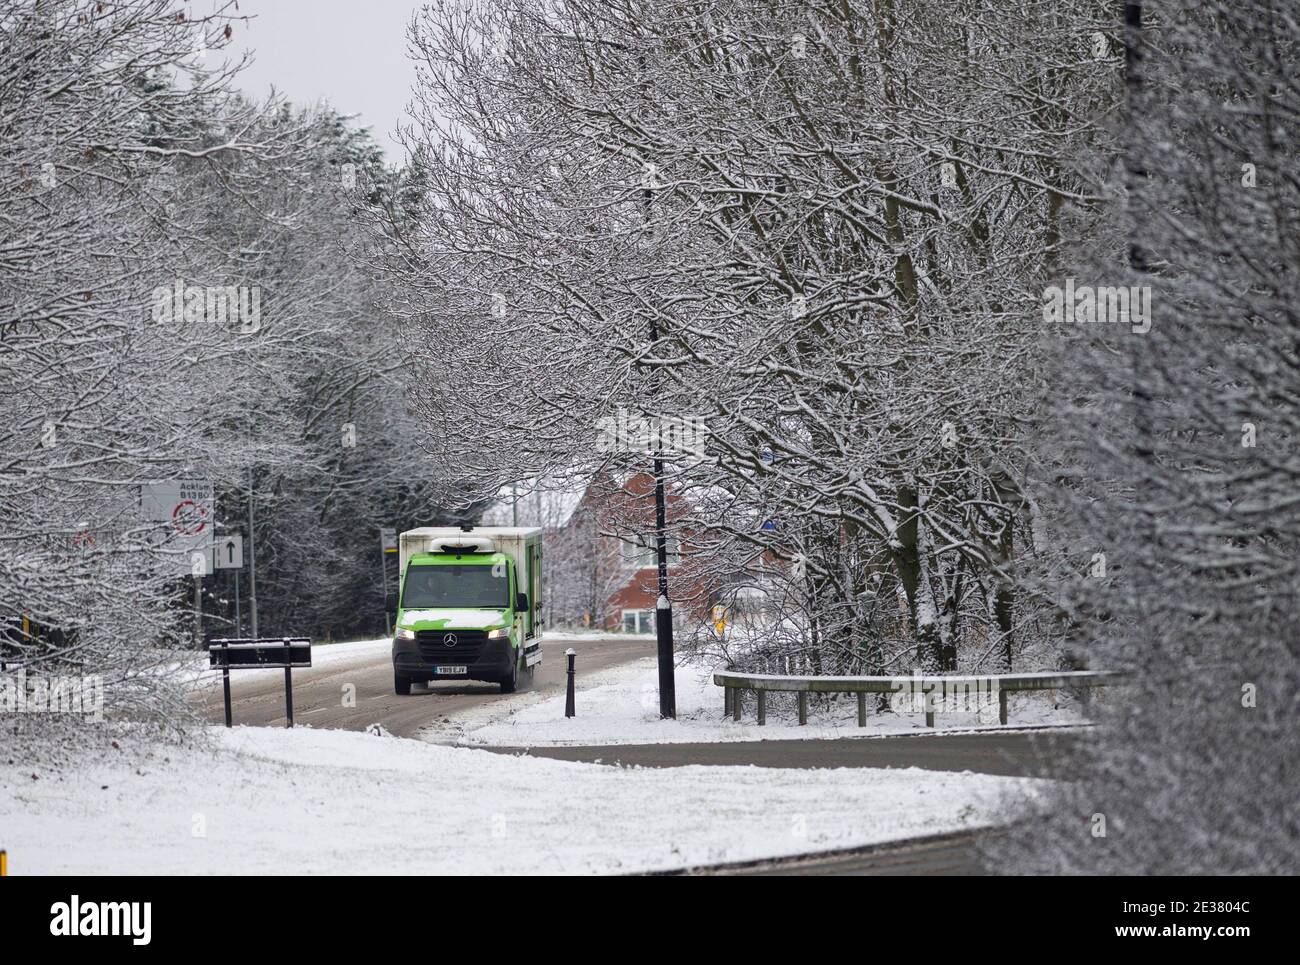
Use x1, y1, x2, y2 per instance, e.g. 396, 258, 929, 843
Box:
542, 472, 717, 632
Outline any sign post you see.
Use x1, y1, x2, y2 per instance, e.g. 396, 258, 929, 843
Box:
209, 638, 311, 728
190, 546, 210, 649
220, 638, 232, 727
380, 528, 398, 636
283, 639, 294, 726
248, 462, 258, 640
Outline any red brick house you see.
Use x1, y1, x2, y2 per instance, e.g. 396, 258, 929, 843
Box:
544, 472, 717, 632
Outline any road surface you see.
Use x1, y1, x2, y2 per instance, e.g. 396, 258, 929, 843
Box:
490, 730, 1083, 777
203, 634, 655, 738
662, 828, 1003, 875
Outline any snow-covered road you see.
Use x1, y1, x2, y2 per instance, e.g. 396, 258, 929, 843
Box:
195, 633, 655, 738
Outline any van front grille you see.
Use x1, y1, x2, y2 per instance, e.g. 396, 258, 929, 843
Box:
415, 629, 488, 662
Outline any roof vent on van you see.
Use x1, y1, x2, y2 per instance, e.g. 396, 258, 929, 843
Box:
430, 537, 496, 554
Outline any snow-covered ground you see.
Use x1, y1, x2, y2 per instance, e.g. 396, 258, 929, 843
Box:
426, 656, 1092, 747
1, 725, 1042, 875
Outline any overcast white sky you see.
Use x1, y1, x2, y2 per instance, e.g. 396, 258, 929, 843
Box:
233, 0, 421, 164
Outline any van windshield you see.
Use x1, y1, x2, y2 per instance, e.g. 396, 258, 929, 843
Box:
402, 563, 508, 609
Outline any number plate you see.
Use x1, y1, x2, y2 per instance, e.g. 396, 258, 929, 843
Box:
436, 666, 467, 675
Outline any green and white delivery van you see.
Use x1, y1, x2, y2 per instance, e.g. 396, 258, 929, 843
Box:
391, 526, 543, 695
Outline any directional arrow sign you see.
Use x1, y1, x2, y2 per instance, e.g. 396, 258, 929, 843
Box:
213, 534, 244, 569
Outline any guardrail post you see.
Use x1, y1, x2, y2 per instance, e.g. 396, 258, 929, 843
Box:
756, 691, 766, 726
924, 685, 935, 728
999, 688, 1009, 726
733, 688, 742, 721
797, 691, 807, 725
857, 692, 866, 727
724, 685, 732, 717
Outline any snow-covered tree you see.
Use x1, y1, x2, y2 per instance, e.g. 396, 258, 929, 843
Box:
1, 0, 277, 722
1, 2, 460, 733
990, 0, 1300, 874
381, 0, 1116, 677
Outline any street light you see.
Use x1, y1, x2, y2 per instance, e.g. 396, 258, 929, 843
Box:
644, 182, 677, 720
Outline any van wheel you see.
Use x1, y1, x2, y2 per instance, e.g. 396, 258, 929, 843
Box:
394, 671, 412, 696
499, 654, 519, 694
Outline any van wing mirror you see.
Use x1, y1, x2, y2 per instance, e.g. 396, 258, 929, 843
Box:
515, 592, 529, 612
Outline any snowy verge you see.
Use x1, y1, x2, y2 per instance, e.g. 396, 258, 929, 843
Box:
446, 657, 1092, 746
1, 725, 1042, 875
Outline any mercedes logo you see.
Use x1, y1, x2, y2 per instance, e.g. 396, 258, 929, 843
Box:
442, 633, 457, 648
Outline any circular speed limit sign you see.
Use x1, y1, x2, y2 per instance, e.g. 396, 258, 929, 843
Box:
171, 498, 209, 536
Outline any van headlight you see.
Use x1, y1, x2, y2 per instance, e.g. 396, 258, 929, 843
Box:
395, 628, 416, 641
487, 627, 510, 640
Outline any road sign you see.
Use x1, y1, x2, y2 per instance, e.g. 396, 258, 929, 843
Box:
213, 534, 244, 569
380, 527, 397, 553
209, 637, 312, 728
140, 479, 214, 573
208, 638, 311, 669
